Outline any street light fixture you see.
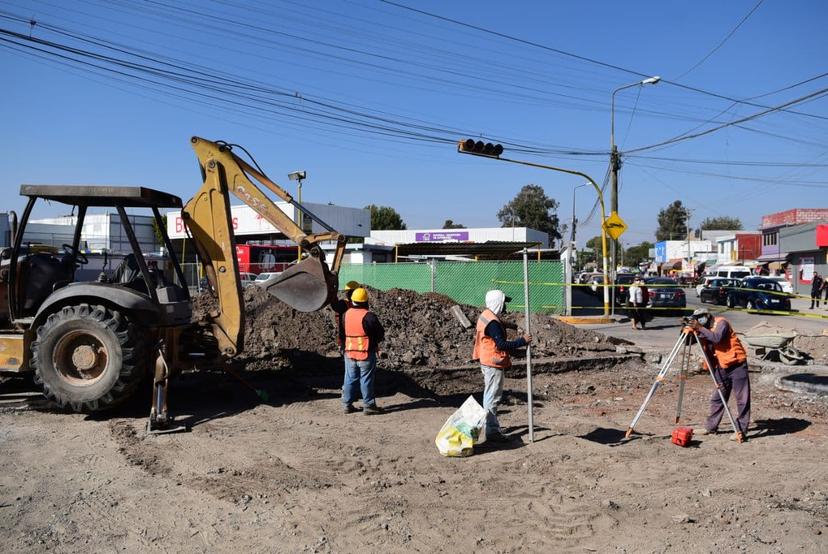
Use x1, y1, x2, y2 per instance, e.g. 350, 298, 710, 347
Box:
609, 75, 660, 312
288, 170, 307, 261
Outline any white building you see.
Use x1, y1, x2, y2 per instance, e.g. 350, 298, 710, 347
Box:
369, 227, 549, 249
166, 202, 370, 240
30, 213, 158, 254
654, 240, 714, 273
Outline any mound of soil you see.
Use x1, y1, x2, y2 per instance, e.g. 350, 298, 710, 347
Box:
195, 286, 618, 371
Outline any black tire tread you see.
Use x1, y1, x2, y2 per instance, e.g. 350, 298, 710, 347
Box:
31, 304, 148, 413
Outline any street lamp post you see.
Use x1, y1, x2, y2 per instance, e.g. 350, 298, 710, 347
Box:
288, 170, 307, 262
457, 139, 611, 318
610, 75, 660, 311
567, 183, 586, 316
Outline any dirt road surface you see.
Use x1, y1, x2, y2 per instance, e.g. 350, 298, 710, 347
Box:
2, 354, 826, 553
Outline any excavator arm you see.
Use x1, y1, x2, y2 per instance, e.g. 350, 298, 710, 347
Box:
182, 136, 346, 357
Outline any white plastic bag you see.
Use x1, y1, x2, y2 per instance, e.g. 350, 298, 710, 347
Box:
435, 396, 487, 457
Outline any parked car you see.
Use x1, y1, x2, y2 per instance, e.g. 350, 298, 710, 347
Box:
253, 271, 283, 288
764, 275, 794, 294
240, 272, 257, 287
695, 276, 714, 297
712, 265, 752, 280
698, 278, 737, 305
726, 277, 791, 311
645, 277, 687, 312
614, 273, 637, 304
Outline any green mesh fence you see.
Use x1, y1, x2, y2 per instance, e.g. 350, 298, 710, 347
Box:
338, 261, 564, 313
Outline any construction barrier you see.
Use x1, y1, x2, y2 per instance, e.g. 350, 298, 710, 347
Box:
338, 261, 564, 314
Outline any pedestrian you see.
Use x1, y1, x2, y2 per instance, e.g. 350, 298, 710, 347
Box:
810, 272, 823, 309
627, 276, 649, 330
342, 287, 385, 415
688, 308, 751, 441
822, 274, 828, 306
472, 290, 532, 442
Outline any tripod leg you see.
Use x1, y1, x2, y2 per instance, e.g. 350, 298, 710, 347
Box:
692, 333, 744, 443
626, 333, 685, 438
675, 342, 690, 424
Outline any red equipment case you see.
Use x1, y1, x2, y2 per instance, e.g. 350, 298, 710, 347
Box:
671, 427, 694, 447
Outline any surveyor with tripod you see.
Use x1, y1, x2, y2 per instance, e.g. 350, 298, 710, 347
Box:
687, 308, 751, 440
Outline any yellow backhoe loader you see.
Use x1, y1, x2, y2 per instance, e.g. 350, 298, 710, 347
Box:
0, 137, 346, 431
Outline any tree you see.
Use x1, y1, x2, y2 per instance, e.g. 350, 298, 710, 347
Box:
656, 200, 689, 241
625, 241, 654, 266
497, 184, 562, 244
442, 219, 466, 229
365, 204, 406, 230
700, 216, 742, 231
151, 217, 167, 247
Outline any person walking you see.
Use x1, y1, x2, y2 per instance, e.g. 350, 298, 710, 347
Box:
342, 287, 385, 415
810, 272, 824, 309
627, 276, 649, 330
472, 290, 532, 442
689, 308, 751, 441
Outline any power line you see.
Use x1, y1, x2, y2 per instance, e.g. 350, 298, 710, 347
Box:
625, 85, 828, 154
674, 0, 763, 80
378, 0, 828, 121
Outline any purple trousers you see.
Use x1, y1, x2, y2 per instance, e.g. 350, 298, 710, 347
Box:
706, 362, 751, 434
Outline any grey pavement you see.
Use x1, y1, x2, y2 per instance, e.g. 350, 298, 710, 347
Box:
575, 293, 827, 355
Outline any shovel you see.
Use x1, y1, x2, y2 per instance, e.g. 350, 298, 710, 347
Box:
266, 256, 338, 312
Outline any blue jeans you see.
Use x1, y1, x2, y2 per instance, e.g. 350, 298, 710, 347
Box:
342, 353, 377, 407
481, 364, 504, 435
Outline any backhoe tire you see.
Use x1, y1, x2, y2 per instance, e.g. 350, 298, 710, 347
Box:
31, 304, 149, 413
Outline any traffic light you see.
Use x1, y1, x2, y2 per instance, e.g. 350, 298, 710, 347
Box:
458, 138, 504, 157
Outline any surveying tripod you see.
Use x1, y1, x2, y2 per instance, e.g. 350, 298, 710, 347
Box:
625, 326, 744, 443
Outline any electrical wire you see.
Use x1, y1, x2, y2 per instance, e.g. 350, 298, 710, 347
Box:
674, 0, 764, 80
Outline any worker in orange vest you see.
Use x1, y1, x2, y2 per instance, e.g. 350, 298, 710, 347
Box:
688, 308, 751, 440
472, 290, 532, 442
332, 280, 361, 351
342, 287, 385, 415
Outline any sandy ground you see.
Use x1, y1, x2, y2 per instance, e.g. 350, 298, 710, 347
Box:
1, 351, 827, 553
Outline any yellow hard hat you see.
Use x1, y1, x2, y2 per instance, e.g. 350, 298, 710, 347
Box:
344, 280, 360, 291
351, 287, 368, 304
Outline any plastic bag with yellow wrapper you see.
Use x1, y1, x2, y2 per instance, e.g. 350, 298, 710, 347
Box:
435, 396, 487, 457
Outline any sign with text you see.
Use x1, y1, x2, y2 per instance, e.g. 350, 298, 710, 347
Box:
415, 231, 469, 242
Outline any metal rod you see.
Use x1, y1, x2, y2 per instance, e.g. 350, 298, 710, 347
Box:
522, 248, 534, 443
675, 342, 689, 424
626, 330, 687, 436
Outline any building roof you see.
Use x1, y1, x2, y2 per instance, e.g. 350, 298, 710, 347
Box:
393, 240, 542, 260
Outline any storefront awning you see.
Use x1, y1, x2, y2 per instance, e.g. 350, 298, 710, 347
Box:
757, 253, 789, 262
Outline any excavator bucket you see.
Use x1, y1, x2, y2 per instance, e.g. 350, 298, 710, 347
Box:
266, 256, 338, 312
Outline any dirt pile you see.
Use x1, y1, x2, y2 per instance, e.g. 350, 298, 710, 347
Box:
195, 286, 619, 371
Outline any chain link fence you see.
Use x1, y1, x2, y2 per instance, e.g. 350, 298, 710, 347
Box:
176, 260, 565, 313
339, 260, 564, 313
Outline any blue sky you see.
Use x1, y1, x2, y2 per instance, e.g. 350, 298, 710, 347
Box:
1, 0, 827, 247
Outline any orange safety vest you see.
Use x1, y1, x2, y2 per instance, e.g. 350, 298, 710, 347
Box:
472, 308, 511, 369
344, 307, 370, 361
709, 316, 747, 368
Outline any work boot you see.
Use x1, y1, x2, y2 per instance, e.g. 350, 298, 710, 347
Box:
695, 428, 715, 436
362, 404, 383, 415
486, 433, 510, 443
343, 404, 357, 414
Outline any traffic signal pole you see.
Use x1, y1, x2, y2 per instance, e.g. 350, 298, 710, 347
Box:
456, 140, 610, 317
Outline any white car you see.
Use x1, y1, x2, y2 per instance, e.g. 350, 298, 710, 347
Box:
696, 276, 715, 297
254, 271, 282, 288
239, 272, 258, 287
764, 275, 794, 294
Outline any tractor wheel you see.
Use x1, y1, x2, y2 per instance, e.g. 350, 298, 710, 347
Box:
31, 304, 149, 413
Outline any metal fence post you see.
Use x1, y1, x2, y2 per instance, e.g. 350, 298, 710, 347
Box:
522, 248, 534, 443
430, 259, 436, 293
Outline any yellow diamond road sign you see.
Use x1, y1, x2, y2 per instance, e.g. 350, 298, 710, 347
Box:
603, 211, 628, 240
